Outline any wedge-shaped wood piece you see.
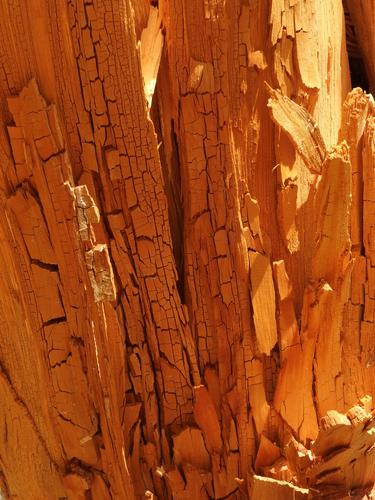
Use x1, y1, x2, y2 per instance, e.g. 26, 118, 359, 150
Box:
312, 410, 352, 456
313, 142, 352, 286
249, 251, 278, 355
193, 385, 223, 453
268, 87, 326, 174
255, 434, 281, 472
273, 260, 299, 361
274, 282, 331, 441
173, 427, 210, 471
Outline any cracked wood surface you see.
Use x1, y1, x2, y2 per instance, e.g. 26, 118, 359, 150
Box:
0, 1, 374, 499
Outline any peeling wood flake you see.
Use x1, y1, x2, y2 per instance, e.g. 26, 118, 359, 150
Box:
268, 87, 326, 174
249, 252, 277, 355
85, 245, 116, 303
313, 142, 352, 286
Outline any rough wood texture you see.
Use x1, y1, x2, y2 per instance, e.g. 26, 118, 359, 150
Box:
0, 1, 374, 499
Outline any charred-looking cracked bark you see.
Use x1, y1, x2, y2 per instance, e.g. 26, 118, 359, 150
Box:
0, 1, 374, 499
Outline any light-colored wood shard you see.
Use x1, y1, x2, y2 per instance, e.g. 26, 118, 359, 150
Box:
312, 142, 352, 286
274, 281, 335, 441
273, 260, 299, 360
85, 244, 116, 302
249, 251, 278, 355
140, 6, 163, 107
249, 475, 309, 499
268, 88, 326, 174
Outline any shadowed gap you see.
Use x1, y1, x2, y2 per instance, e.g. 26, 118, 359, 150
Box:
344, 0, 370, 92
150, 96, 185, 304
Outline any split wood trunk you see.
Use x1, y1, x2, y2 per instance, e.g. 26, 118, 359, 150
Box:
0, 1, 374, 499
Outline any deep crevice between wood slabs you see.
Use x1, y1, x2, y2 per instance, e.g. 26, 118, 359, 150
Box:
343, 0, 370, 92
150, 93, 185, 305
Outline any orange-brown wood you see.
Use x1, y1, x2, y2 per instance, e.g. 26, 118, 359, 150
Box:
0, 1, 374, 498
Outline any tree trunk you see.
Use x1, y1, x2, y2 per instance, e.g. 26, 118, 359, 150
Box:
0, 0, 374, 498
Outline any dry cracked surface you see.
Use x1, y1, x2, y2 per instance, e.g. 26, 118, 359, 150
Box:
0, 0, 374, 499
